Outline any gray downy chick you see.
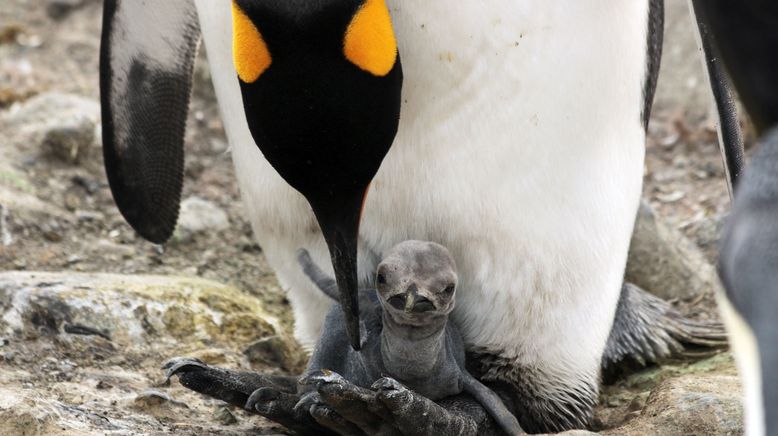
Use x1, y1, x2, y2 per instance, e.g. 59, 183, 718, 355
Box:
296, 240, 524, 435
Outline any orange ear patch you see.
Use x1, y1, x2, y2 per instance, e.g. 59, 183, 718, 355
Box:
232, 1, 272, 83
344, 0, 397, 76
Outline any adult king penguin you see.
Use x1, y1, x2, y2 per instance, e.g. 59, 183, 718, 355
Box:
101, 0, 722, 433
692, 2, 778, 435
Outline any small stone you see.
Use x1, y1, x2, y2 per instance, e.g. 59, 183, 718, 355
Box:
64, 190, 81, 211
213, 406, 238, 426
95, 380, 112, 390
75, 210, 105, 222
4, 93, 100, 159
0, 58, 38, 107
96, 239, 135, 259
46, 0, 85, 20
40, 220, 63, 242
40, 115, 95, 163
244, 335, 293, 370
655, 190, 685, 203
177, 196, 229, 240
133, 389, 187, 410
627, 393, 648, 413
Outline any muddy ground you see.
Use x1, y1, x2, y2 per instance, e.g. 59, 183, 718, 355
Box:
0, 1, 751, 435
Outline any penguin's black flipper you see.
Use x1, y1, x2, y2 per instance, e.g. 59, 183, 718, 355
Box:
100, 1, 201, 243
690, 0, 745, 194
602, 283, 727, 374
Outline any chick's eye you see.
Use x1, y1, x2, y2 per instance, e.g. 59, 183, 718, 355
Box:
444, 284, 455, 294
377, 274, 387, 285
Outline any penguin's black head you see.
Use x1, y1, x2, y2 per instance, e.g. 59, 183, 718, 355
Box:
232, 0, 403, 350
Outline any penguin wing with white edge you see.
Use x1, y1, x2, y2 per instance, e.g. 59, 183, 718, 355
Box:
100, 0, 201, 243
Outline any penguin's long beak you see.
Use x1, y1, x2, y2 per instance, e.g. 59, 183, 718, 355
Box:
309, 189, 368, 350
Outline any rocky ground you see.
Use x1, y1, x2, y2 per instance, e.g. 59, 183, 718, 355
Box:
0, 1, 751, 435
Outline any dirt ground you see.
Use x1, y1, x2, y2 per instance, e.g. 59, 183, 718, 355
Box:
0, 1, 749, 435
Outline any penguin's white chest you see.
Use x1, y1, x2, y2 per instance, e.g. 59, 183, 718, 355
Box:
195, 0, 649, 376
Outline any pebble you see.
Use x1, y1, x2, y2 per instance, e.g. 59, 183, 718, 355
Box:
46, 0, 85, 20
177, 196, 229, 240
133, 390, 188, 410
4, 93, 101, 164
213, 406, 238, 426
244, 335, 296, 372
40, 114, 95, 163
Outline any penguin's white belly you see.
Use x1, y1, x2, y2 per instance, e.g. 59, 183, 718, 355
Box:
195, 0, 648, 379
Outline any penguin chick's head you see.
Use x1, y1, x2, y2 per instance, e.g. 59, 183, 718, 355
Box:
375, 241, 458, 327
231, 0, 402, 198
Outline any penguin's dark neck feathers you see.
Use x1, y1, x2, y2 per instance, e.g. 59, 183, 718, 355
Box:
235, 0, 361, 34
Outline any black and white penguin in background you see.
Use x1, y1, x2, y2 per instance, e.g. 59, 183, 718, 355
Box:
691, 2, 778, 435
100, 0, 741, 433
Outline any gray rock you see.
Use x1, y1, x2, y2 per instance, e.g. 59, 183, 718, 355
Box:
40, 114, 95, 163
133, 389, 188, 411
177, 196, 230, 241
2, 92, 101, 164
46, 0, 85, 20
626, 200, 722, 300
244, 335, 299, 372
0, 272, 293, 435
213, 406, 238, 426
610, 374, 743, 436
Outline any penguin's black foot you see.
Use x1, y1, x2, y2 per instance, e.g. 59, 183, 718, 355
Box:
166, 361, 502, 435
245, 387, 338, 435
601, 283, 728, 379
300, 370, 398, 435
371, 377, 485, 436
162, 357, 297, 407
301, 370, 500, 436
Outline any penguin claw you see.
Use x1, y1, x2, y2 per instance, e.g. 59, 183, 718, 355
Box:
247, 387, 335, 435
293, 390, 322, 415
246, 387, 282, 411
299, 369, 346, 387
371, 376, 405, 393
161, 357, 208, 383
